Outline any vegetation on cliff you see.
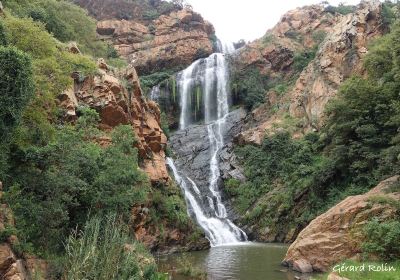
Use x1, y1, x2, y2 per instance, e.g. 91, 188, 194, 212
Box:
231, 17, 400, 263
0, 0, 201, 277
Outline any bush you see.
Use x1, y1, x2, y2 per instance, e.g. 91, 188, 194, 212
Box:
4, 0, 110, 57
230, 67, 268, 110
362, 219, 400, 261
312, 30, 327, 45
293, 48, 317, 73
63, 215, 164, 280
325, 4, 355, 15
142, 10, 160, 20
140, 71, 171, 94
5, 112, 149, 253
0, 21, 7, 46
0, 46, 34, 139
0, 46, 34, 176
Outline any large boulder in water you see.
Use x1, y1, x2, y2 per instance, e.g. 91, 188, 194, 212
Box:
282, 176, 400, 272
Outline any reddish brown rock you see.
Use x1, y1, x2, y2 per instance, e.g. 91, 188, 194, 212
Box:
289, 0, 384, 127
283, 176, 400, 273
97, 8, 214, 75
235, 4, 339, 76
236, 1, 384, 145
58, 60, 169, 184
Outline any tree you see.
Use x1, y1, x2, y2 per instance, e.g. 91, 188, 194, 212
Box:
0, 46, 34, 176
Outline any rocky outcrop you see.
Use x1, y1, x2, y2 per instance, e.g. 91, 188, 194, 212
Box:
98, 9, 214, 75
282, 176, 400, 273
234, 4, 339, 76
58, 59, 169, 184
289, 0, 384, 126
74, 0, 215, 75
235, 0, 384, 145
130, 202, 208, 253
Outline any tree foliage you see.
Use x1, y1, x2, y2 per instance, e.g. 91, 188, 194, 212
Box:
0, 46, 35, 176
5, 111, 149, 253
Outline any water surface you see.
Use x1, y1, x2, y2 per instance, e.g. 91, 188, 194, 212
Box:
158, 243, 309, 280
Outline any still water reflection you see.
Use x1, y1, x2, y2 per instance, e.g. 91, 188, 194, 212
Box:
158, 243, 310, 280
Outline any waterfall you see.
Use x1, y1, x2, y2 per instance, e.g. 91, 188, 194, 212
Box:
168, 44, 248, 247
167, 158, 246, 246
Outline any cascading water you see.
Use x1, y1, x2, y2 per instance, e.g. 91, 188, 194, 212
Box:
167, 42, 248, 247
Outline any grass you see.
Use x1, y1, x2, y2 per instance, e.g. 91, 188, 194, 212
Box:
63, 215, 163, 280
312, 260, 400, 280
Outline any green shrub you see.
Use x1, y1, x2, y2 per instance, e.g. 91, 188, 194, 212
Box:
0, 21, 7, 46
362, 219, 400, 261
160, 111, 170, 138
285, 30, 303, 43
325, 4, 355, 15
140, 71, 171, 94
230, 67, 268, 109
0, 46, 34, 139
0, 46, 34, 176
5, 112, 149, 253
0, 225, 18, 242
4, 0, 110, 58
312, 30, 327, 45
142, 10, 159, 20
293, 48, 317, 73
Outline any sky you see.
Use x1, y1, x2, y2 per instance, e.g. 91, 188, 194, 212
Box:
186, 0, 362, 42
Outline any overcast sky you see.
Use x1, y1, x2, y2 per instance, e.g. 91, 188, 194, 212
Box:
187, 0, 362, 42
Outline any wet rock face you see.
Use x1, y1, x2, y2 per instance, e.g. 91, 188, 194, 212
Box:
168, 108, 246, 216
283, 176, 400, 273
58, 60, 169, 184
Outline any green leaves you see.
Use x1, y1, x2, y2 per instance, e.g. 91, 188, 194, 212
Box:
362, 219, 400, 261
0, 46, 34, 138
6, 113, 149, 253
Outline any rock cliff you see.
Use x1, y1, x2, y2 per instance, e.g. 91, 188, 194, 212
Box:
283, 176, 400, 273
235, 0, 384, 145
288, 0, 383, 126
234, 4, 339, 76
74, 0, 215, 75
58, 59, 169, 185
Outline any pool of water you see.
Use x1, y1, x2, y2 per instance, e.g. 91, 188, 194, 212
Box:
157, 243, 310, 280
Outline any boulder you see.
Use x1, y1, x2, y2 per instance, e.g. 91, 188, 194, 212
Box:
67, 42, 81, 54
283, 176, 400, 272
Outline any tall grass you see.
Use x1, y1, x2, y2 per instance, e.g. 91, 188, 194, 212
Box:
63, 215, 165, 280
